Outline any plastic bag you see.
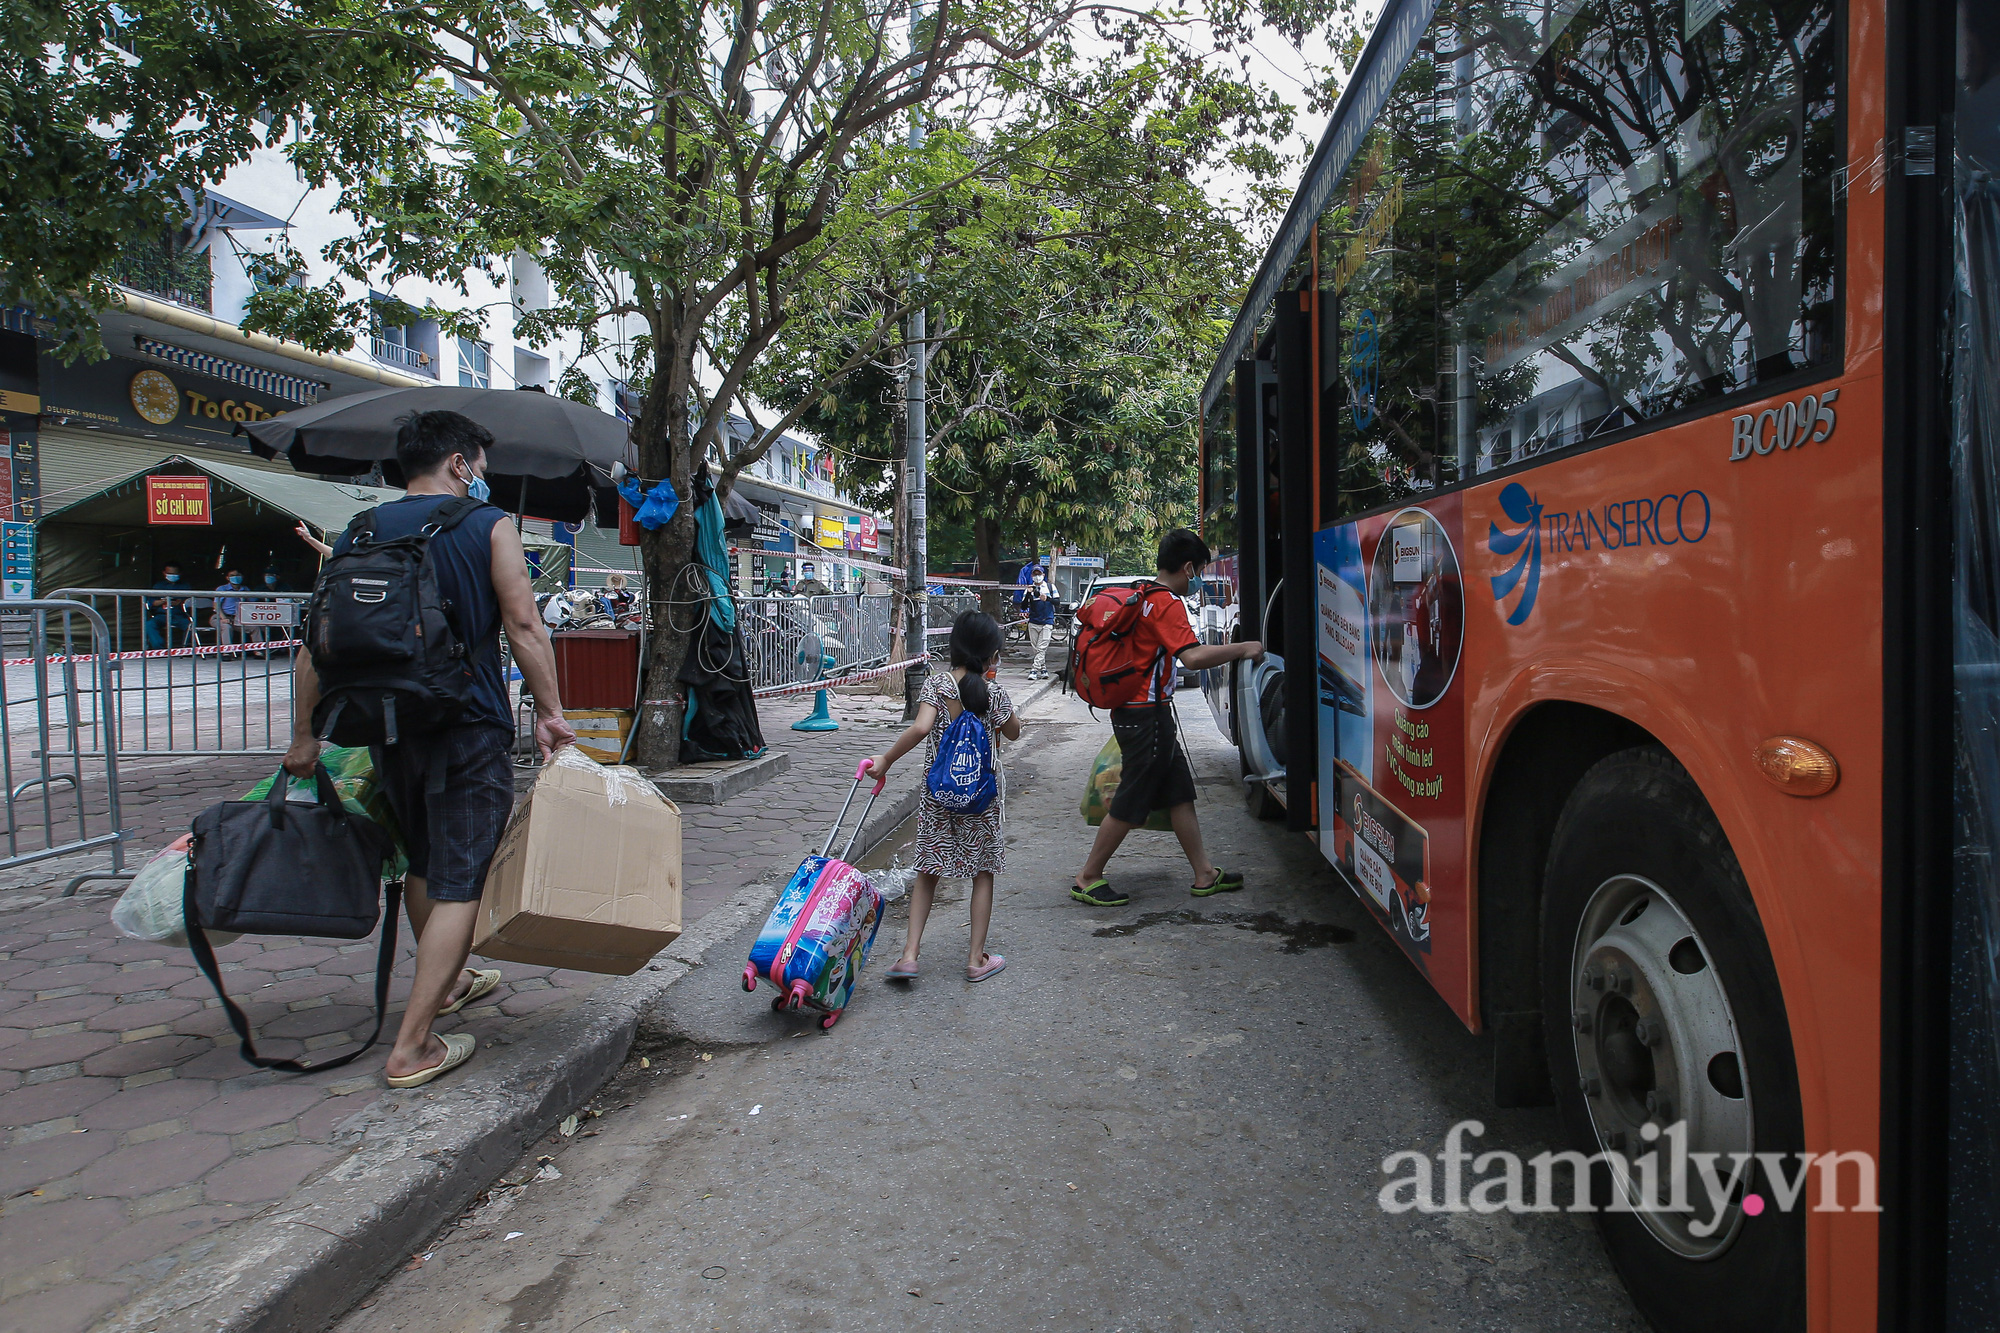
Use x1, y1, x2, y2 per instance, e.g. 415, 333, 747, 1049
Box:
616, 476, 681, 531
1080, 736, 1173, 832
110, 835, 241, 948
244, 746, 409, 880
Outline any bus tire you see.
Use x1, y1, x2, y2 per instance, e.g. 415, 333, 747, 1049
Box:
1539, 745, 1805, 1333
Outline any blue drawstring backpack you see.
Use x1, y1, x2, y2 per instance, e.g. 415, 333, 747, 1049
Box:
925, 705, 998, 816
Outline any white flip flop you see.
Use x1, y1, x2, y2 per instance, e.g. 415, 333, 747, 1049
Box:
385, 1032, 476, 1089
438, 968, 502, 1016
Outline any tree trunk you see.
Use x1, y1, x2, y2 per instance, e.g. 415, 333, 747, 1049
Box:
634, 508, 699, 769
632, 333, 703, 771
973, 513, 1008, 620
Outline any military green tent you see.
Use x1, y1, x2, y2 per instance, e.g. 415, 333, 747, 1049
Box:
35, 454, 571, 605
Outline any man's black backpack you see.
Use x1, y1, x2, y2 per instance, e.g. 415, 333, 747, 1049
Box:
307, 496, 489, 749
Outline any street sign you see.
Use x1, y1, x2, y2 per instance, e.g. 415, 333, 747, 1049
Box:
2, 521, 33, 600
237, 601, 297, 627
146, 475, 211, 525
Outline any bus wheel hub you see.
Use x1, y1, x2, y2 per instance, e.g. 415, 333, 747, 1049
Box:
1570, 875, 1754, 1259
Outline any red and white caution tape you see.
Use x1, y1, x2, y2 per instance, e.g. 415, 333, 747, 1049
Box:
727, 547, 907, 580
926, 575, 1013, 588
752, 653, 931, 699
1, 639, 295, 668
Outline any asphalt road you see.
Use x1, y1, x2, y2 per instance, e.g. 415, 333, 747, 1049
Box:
335, 690, 1646, 1332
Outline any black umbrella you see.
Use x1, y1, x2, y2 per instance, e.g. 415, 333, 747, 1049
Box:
237, 385, 635, 524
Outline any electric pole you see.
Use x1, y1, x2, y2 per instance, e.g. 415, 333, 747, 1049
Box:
902, 0, 929, 721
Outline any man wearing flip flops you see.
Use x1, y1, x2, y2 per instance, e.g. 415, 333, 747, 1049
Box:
1070, 528, 1263, 909
284, 412, 575, 1089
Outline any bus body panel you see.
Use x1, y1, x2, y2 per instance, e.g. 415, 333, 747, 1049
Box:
1211, 0, 1902, 1323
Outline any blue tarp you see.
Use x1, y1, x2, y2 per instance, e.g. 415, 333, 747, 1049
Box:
692, 481, 735, 632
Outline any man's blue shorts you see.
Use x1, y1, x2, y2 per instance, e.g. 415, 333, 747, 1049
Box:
372, 724, 516, 901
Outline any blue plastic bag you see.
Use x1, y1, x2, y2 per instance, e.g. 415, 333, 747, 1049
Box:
617, 477, 681, 531
925, 708, 997, 815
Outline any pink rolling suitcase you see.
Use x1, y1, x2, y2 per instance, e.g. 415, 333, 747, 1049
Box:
741, 761, 887, 1030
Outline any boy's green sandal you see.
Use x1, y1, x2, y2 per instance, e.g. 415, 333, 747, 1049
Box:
1071, 878, 1129, 907
1191, 869, 1244, 897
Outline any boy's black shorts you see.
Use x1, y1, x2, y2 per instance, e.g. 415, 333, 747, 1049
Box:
1108, 703, 1196, 824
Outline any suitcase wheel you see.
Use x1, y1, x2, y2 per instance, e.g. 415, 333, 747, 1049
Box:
788, 979, 811, 1010
742, 964, 758, 993
821, 1009, 842, 1031
771, 994, 791, 1012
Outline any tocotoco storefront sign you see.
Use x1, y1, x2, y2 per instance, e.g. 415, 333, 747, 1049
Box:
38, 353, 290, 448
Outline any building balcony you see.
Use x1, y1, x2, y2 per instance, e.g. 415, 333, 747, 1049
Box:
370, 337, 438, 376
109, 241, 212, 313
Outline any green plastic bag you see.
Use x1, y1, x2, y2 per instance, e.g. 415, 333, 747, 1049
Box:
1080, 736, 1174, 832
244, 746, 410, 880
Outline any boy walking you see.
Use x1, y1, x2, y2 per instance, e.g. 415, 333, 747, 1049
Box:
1070, 528, 1262, 907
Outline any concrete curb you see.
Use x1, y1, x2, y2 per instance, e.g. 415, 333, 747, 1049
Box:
94, 685, 1060, 1333
649, 748, 793, 804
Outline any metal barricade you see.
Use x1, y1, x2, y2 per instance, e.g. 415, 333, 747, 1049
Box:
48, 588, 311, 756
926, 589, 982, 640
738, 594, 896, 688
0, 601, 127, 890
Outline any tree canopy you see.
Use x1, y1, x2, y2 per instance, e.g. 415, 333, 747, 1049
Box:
3, 0, 1356, 761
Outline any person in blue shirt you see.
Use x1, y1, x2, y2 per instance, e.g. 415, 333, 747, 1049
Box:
1014, 560, 1058, 679
211, 568, 248, 653
240, 568, 295, 653
144, 564, 192, 650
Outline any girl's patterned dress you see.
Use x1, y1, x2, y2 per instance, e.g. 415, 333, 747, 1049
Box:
911, 669, 1015, 878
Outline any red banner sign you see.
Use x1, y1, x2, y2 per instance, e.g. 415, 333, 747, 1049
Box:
146, 475, 211, 525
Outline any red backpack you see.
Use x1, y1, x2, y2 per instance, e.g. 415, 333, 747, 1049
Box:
1067, 581, 1176, 709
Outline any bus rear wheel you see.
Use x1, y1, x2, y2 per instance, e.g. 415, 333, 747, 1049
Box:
1539, 746, 1805, 1333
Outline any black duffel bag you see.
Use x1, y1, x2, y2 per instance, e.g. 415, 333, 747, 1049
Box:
185, 764, 402, 1072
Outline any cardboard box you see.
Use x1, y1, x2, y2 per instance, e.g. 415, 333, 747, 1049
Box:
472, 747, 682, 974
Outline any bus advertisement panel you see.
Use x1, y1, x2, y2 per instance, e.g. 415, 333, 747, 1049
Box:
1316, 499, 1470, 1020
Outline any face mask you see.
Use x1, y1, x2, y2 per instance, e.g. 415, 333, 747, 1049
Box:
228, 576, 243, 587
165, 574, 180, 584
456, 459, 492, 504
264, 575, 278, 587
1188, 572, 1204, 598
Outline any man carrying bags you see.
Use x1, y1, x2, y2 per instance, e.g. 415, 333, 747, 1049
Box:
284, 410, 576, 1088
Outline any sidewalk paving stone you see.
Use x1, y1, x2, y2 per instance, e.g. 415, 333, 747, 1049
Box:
0, 666, 1045, 1333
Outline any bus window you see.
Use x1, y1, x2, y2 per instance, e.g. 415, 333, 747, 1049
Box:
1318, 0, 1843, 520
1201, 373, 1238, 556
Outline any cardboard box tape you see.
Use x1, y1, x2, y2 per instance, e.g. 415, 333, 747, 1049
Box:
472, 746, 682, 975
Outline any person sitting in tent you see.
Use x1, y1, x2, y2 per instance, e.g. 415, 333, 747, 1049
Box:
243, 567, 295, 653
211, 568, 248, 653
144, 564, 193, 650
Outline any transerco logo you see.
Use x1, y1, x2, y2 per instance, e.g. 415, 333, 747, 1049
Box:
1488, 482, 1543, 626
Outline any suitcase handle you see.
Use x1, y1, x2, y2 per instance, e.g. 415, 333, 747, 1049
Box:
820, 760, 889, 861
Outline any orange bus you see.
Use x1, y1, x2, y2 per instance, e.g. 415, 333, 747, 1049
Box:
1197, 0, 1996, 1328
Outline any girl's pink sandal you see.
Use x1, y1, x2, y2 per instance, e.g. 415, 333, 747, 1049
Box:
883, 961, 919, 981
966, 954, 1006, 983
